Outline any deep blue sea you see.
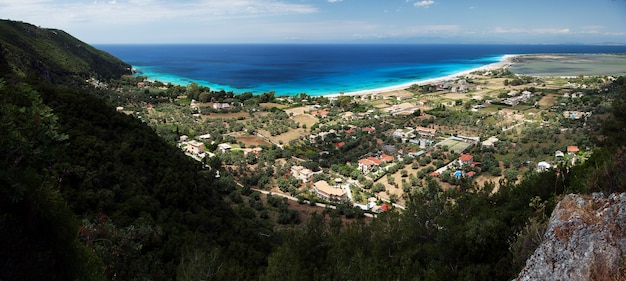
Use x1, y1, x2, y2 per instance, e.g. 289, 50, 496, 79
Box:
97, 44, 626, 96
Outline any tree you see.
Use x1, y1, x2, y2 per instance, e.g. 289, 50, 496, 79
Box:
505, 169, 518, 183
373, 183, 386, 192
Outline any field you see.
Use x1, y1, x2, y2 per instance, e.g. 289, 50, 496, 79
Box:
236, 135, 271, 147
258, 128, 308, 145
538, 94, 558, 107
202, 112, 250, 120
438, 138, 474, 153
260, 102, 287, 109
293, 114, 318, 128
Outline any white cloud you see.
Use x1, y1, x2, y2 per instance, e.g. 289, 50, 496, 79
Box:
0, 0, 318, 26
328, 0, 343, 3
414, 0, 434, 8
492, 27, 570, 34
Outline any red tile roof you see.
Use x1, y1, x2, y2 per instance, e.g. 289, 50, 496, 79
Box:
358, 159, 377, 166
368, 157, 383, 165
335, 142, 345, 148
460, 154, 474, 162
363, 127, 376, 132
380, 154, 394, 162
567, 146, 579, 153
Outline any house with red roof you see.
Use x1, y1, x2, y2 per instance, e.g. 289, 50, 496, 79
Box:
358, 157, 383, 173
335, 142, 346, 149
459, 154, 474, 166
311, 108, 329, 118
380, 153, 394, 163
358, 159, 377, 173
363, 127, 376, 134
415, 126, 437, 137
567, 145, 579, 155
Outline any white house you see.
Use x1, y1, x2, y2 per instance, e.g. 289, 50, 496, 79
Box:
291, 165, 314, 182
537, 161, 551, 172
217, 143, 232, 153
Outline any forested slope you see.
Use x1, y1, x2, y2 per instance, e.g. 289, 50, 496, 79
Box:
0, 20, 130, 83
0, 20, 273, 280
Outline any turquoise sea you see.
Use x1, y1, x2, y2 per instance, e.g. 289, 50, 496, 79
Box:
97, 44, 626, 96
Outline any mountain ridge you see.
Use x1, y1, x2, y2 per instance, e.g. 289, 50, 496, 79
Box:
0, 19, 131, 83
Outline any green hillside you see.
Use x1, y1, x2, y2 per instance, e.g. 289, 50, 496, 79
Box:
0, 21, 272, 280
0, 20, 130, 83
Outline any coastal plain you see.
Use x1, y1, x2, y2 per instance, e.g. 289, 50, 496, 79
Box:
134, 52, 624, 208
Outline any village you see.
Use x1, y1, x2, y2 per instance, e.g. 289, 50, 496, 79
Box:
111, 67, 609, 216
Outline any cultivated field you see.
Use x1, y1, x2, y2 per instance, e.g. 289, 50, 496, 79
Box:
293, 114, 318, 128
236, 135, 272, 147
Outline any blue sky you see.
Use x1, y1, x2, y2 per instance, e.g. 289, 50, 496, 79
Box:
1, 0, 625, 44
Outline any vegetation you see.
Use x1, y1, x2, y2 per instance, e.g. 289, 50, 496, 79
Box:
1, 19, 625, 281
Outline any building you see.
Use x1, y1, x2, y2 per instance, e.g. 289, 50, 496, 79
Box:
291, 165, 314, 183
217, 143, 232, 153
197, 133, 211, 140
213, 102, 231, 110
567, 146, 579, 155
358, 157, 383, 173
459, 154, 474, 166
537, 161, 551, 172
393, 128, 415, 139
415, 126, 436, 137
186, 140, 205, 155
342, 111, 354, 120
311, 108, 329, 118
313, 180, 347, 201
482, 136, 499, 148
380, 153, 394, 163
363, 127, 376, 134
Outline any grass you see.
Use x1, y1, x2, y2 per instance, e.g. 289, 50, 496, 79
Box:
439, 139, 473, 153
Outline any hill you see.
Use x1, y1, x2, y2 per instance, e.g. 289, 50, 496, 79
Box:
0, 21, 272, 280
0, 20, 131, 83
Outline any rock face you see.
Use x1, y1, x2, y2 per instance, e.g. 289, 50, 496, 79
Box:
516, 193, 626, 281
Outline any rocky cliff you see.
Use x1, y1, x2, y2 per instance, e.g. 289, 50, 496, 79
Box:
516, 193, 626, 281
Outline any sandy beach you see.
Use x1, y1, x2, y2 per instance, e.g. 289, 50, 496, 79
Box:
327, 54, 518, 98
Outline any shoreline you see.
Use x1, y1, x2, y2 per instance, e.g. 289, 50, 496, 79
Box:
326, 54, 517, 98
132, 54, 518, 98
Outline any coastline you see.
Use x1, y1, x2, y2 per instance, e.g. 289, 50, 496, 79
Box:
327, 54, 517, 98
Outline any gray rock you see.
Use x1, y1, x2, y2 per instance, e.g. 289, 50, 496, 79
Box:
515, 193, 626, 281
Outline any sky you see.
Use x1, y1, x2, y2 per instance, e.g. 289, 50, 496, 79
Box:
1, 0, 626, 44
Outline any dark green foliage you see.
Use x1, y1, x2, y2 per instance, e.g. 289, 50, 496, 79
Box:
1, 75, 273, 279
0, 82, 103, 281
0, 20, 131, 83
